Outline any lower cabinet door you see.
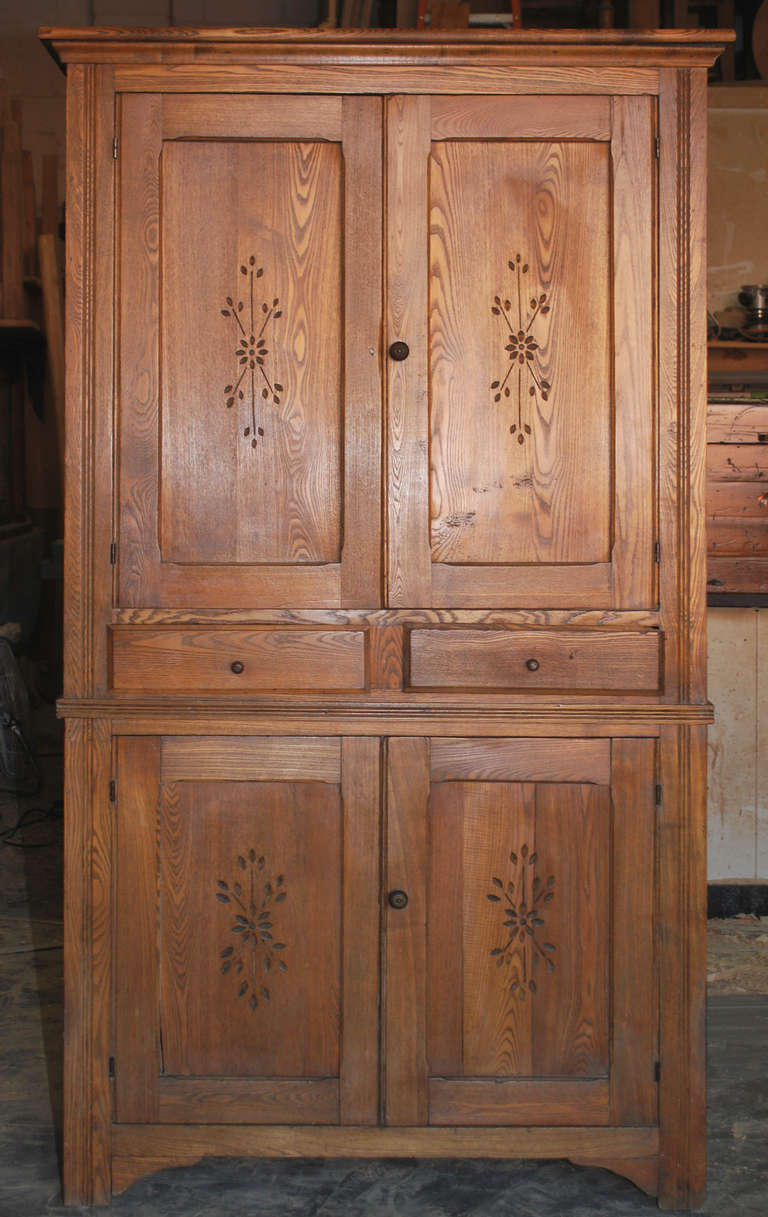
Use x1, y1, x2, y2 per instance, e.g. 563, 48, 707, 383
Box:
384, 737, 658, 1128
113, 734, 380, 1126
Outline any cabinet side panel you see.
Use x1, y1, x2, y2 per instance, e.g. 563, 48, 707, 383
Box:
63, 718, 112, 1205
658, 723, 707, 1209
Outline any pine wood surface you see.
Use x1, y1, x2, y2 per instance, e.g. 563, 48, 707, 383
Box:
52, 31, 713, 1208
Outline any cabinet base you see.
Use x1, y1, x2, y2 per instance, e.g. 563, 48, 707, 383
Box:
102, 1124, 662, 1203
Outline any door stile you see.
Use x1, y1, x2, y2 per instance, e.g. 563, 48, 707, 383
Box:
386, 95, 432, 608
340, 737, 381, 1123
610, 96, 656, 609
384, 737, 430, 1124
610, 738, 658, 1124
340, 97, 383, 607
114, 737, 162, 1122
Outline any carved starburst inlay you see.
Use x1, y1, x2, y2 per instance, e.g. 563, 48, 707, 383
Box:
490, 253, 552, 445
220, 254, 283, 450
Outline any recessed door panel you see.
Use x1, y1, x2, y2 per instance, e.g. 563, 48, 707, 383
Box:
160, 140, 342, 566
430, 140, 611, 566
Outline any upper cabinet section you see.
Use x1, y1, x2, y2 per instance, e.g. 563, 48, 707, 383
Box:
386, 93, 656, 609
116, 94, 382, 609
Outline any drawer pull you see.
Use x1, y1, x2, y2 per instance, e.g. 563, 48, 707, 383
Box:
388, 340, 410, 362
230, 661, 245, 674
525, 658, 540, 672
388, 889, 409, 910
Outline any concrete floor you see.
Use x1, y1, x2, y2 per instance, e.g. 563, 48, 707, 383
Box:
1, 716, 767, 1216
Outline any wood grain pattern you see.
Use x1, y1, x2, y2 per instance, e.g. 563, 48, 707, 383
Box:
610, 96, 655, 610
161, 94, 342, 139
160, 777, 341, 1080
112, 607, 661, 628
611, 739, 657, 1126
386, 95, 432, 606
429, 137, 611, 569
368, 625, 404, 690
62, 718, 112, 1206
114, 738, 161, 1123
161, 736, 341, 783
429, 1079, 609, 1125
156, 1078, 339, 1124
385, 738, 429, 1124
430, 737, 610, 784
430, 95, 610, 139
340, 738, 381, 1124
657, 723, 707, 1210
409, 630, 660, 692
340, 96, 383, 606
160, 138, 342, 567
110, 628, 366, 691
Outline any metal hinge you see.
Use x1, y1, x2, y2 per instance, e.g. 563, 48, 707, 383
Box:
653, 540, 660, 564
108, 1056, 116, 1079
109, 779, 116, 803
113, 136, 118, 160
654, 136, 660, 160
654, 1060, 661, 1083
110, 541, 117, 565
655, 783, 662, 806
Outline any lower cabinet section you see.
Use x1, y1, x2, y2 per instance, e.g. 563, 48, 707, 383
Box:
112, 733, 657, 1134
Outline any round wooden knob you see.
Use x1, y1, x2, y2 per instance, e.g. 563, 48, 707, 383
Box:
230, 661, 245, 674
388, 341, 410, 362
525, 658, 540, 672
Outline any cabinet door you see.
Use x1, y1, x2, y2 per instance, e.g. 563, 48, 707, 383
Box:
114, 735, 379, 1125
386, 95, 655, 608
385, 737, 657, 1127
117, 95, 382, 608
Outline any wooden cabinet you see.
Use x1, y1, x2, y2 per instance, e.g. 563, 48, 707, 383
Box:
45, 25, 725, 1212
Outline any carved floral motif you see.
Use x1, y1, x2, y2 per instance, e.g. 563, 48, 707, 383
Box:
487, 843, 556, 999
215, 849, 287, 1013
221, 255, 283, 450
490, 253, 552, 445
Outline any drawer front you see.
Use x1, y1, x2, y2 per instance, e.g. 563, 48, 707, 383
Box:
110, 628, 366, 692
408, 629, 660, 692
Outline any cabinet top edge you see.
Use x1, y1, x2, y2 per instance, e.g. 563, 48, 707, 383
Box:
39, 25, 733, 69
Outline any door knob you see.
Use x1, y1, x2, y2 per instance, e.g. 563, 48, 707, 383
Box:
388, 341, 410, 362
388, 889, 409, 910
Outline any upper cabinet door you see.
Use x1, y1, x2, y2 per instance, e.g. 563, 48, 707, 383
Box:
116, 95, 382, 609
386, 94, 655, 609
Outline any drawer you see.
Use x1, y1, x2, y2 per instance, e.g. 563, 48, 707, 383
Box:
408, 629, 661, 692
109, 627, 366, 692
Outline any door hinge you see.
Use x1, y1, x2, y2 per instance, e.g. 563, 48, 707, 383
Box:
654, 136, 660, 160
109, 779, 116, 803
110, 540, 117, 565
108, 1055, 116, 1079
653, 540, 660, 564
654, 1059, 661, 1083
655, 783, 662, 806
112, 136, 118, 160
